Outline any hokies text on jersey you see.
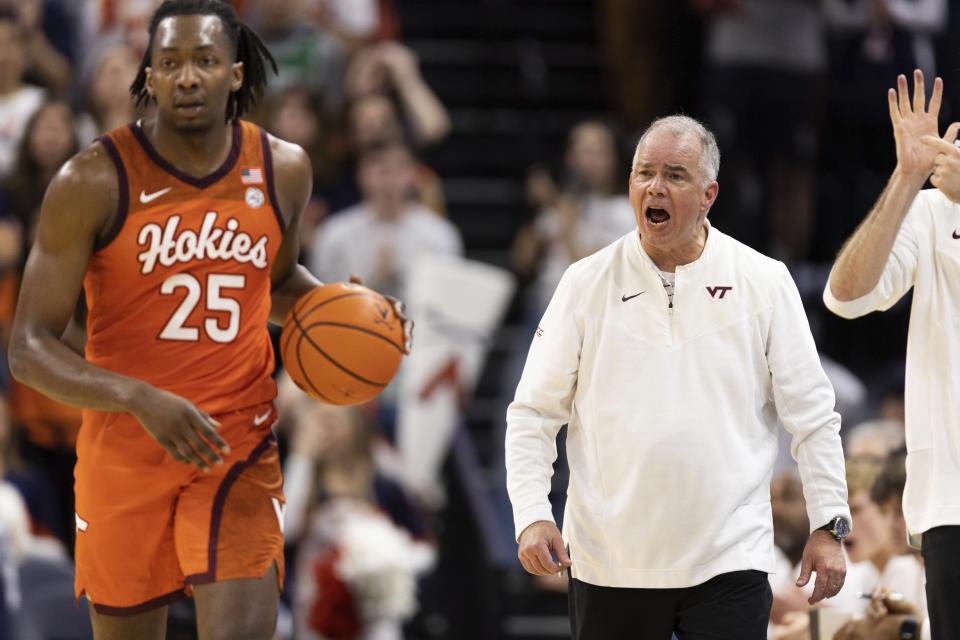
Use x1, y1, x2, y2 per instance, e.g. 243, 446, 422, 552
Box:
137, 211, 269, 275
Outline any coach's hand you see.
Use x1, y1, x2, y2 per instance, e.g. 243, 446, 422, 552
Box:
128, 383, 230, 471
921, 123, 960, 203
795, 529, 846, 605
518, 520, 571, 576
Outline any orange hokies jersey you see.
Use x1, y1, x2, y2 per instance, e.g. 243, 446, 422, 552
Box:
85, 120, 284, 417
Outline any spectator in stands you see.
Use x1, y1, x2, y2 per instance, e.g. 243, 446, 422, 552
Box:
310, 137, 462, 301
772, 459, 898, 636
0, 98, 79, 350
0, 0, 73, 96
76, 0, 155, 59
875, 369, 906, 424
266, 87, 338, 266
846, 419, 905, 461
771, 472, 809, 567
0, 99, 81, 550
311, 0, 401, 51
280, 381, 433, 640
329, 93, 447, 214
1, 384, 79, 639
842, 460, 894, 596
82, 42, 140, 136
345, 41, 451, 148
835, 452, 928, 639
512, 119, 635, 314
245, 0, 347, 106
0, 11, 46, 180
326, 43, 451, 214
769, 471, 812, 625
696, 0, 827, 261
1, 99, 79, 257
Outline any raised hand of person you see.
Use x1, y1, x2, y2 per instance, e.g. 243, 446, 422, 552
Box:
128, 384, 229, 470
377, 41, 421, 84
888, 69, 944, 179
920, 122, 960, 203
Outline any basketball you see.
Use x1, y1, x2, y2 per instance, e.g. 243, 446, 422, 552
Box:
281, 282, 406, 406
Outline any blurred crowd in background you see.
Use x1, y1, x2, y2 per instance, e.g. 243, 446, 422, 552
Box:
0, 0, 956, 638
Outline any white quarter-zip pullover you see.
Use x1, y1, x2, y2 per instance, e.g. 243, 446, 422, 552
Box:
824, 188, 960, 543
507, 224, 850, 588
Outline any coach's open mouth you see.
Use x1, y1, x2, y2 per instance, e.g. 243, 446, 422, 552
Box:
646, 206, 670, 225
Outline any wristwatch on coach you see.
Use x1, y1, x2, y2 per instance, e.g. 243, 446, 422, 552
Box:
817, 516, 851, 542
899, 618, 919, 640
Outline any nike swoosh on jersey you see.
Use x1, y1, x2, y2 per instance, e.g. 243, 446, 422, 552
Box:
953, 230, 960, 239
253, 409, 273, 426
139, 187, 173, 204
621, 291, 645, 302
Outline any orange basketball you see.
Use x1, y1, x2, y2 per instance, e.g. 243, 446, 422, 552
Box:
280, 282, 406, 406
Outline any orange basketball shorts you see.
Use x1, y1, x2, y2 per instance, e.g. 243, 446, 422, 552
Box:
73, 401, 285, 615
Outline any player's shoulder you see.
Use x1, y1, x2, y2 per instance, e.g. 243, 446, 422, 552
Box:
37, 140, 118, 237
263, 128, 311, 181
48, 140, 118, 204
257, 126, 312, 222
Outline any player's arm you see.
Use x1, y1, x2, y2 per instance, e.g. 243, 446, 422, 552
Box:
267, 135, 322, 325
8, 146, 141, 411
828, 71, 940, 302
8, 144, 227, 469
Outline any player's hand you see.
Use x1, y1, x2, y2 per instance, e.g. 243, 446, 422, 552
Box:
517, 520, 572, 576
348, 274, 414, 353
921, 123, 960, 202
795, 529, 846, 604
128, 384, 230, 470
387, 296, 414, 354
889, 69, 944, 179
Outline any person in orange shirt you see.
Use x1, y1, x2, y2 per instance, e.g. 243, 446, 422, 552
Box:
7, 1, 409, 638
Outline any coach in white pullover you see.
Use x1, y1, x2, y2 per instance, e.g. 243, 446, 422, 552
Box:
506, 116, 850, 639
825, 70, 960, 640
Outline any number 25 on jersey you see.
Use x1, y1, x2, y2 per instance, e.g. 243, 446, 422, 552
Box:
159, 273, 244, 343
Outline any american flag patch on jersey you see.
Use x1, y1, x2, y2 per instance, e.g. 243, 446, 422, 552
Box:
241, 167, 263, 184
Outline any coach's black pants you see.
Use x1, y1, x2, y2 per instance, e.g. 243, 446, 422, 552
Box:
569, 570, 771, 640
921, 526, 960, 640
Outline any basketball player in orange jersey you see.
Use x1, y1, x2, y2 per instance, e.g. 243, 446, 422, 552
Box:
7, 1, 411, 638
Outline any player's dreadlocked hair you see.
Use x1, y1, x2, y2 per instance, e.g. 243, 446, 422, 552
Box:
129, 0, 277, 122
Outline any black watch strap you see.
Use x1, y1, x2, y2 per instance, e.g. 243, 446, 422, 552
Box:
817, 516, 849, 541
